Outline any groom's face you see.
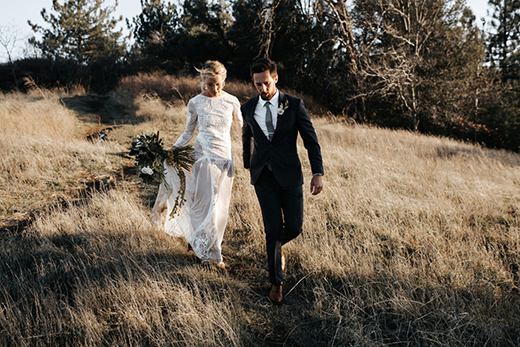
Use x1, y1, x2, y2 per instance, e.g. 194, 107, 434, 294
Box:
253, 70, 278, 101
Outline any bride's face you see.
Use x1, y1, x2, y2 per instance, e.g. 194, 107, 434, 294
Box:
203, 75, 224, 97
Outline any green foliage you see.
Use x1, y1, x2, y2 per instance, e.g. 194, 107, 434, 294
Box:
176, 0, 234, 68
226, 0, 264, 79
128, 0, 235, 74
130, 132, 169, 185
130, 132, 194, 185
29, 0, 126, 65
126, 0, 179, 72
478, 79, 520, 152
130, 0, 178, 47
487, 0, 520, 80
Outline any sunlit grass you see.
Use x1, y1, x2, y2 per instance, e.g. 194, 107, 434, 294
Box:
0, 91, 125, 226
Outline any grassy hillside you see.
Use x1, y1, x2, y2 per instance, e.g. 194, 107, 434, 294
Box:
1, 83, 519, 346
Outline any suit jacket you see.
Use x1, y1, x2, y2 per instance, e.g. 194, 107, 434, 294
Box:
242, 92, 323, 187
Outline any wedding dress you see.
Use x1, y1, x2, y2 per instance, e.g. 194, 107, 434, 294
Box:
151, 92, 243, 264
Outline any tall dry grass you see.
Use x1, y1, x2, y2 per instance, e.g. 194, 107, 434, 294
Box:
118, 72, 259, 105
1, 85, 519, 346
118, 73, 202, 105
226, 119, 520, 345
0, 90, 125, 227
289, 122, 520, 344
1, 189, 245, 346
118, 72, 326, 115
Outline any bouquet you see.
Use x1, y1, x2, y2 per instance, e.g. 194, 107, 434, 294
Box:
130, 132, 194, 217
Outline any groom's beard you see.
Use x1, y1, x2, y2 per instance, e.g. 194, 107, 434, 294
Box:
260, 89, 276, 101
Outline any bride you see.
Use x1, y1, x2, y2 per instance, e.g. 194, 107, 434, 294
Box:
152, 61, 243, 268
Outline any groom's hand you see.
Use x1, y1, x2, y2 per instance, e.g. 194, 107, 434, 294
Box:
310, 175, 323, 195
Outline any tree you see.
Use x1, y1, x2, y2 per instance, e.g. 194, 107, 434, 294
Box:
227, 0, 265, 79
127, 0, 179, 72
482, 0, 520, 151
313, 0, 378, 120
130, 0, 235, 74
260, 0, 319, 88
0, 24, 23, 89
487, 0, 520, 80
314, 0, 485, 130
28, 0, 126, 66
177, 0, 234, 66
129, 0, 178, 47
229, 0, 339, 99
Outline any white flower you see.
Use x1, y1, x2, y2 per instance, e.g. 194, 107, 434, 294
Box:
141, 166, 154, 175
277, 99, 289, 116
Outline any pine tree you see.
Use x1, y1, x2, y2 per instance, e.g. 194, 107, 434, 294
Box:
126, 0, 179, 72
487, 0, 520, 80
129, 0, 178, 47
28, 0, 126, 65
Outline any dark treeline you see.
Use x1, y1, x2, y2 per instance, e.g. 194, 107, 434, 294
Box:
1, 0, 519, 152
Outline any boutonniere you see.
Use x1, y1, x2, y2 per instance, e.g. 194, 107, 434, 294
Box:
277, 99, 289, 116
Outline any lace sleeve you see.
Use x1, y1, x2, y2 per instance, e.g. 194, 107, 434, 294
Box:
174, 99, 198, 147
232, 97, 243, 128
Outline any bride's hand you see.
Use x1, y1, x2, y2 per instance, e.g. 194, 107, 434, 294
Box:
167, 146, 177, 157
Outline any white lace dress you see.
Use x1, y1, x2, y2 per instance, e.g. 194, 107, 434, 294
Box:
151, 92, 243, 264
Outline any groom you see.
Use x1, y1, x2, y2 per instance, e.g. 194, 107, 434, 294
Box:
242, 58, 324, 304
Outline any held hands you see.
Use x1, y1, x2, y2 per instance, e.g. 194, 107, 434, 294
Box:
310, 175, 323, 195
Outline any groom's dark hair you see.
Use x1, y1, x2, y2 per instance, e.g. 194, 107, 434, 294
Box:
250, 58, 277, 78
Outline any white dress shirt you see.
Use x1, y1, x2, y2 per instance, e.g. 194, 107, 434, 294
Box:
253, 90, 280, 139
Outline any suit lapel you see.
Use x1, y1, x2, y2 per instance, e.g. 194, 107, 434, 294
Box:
245, 96, 259, 124
246, 96, 266, 139
276, 92, 286, 130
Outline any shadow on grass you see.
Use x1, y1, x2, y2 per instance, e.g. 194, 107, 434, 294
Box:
2, 222, 520, 346
0, 223, 252, 346
261, 263, 520, 347
60, 92, 139, 126
0, 228, 196, 303
2, 203, 520, 347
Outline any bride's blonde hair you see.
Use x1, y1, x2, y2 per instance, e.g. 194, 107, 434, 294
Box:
196, 60, 227, 92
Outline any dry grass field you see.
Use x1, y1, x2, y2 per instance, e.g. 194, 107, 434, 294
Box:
0, 78, 519, 346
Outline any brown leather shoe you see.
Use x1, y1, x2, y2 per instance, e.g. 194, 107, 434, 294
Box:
269, 284, 283, 304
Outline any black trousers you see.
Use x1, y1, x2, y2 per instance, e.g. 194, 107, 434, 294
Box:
254, 166, 303, 285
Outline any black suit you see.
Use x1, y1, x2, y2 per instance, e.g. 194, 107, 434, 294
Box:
242, 92, 323, 285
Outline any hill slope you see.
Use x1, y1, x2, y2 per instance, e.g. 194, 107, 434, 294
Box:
1, 87, 519, 346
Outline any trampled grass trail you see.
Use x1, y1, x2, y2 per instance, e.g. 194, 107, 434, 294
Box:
1, 82, 519, 346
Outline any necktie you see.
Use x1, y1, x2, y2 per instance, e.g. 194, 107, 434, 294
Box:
265, 101, 274, 141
